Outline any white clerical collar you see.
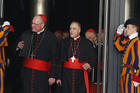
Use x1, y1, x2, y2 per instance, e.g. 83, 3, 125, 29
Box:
37, 28, 45, 34
74, 36, 80, 40
129, 32, 138, 40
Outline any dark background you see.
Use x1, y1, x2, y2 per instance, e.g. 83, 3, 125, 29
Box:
4, 0, 99, 35
3, 0, 100, 59
2, 0, 140, 93
3, 0, 99, 93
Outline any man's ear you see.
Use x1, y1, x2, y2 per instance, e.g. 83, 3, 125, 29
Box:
41, 23, 45, 28
79, 29, 81, 34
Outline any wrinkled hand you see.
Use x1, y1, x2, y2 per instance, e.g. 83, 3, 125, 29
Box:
56, 79, 62, 86
117, 24, 125, 35
48, 78, 55, 85
2, 21, 10, 27
82, 63, 91, 70
17, 41, 24, 49
133, 81, 140, 87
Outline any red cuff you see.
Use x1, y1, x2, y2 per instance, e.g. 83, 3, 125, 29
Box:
114, 30, 124, 37
133, 75, 140, 83
6, 25, 14, 32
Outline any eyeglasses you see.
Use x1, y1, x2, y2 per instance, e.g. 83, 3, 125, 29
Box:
32, 22, 41, 25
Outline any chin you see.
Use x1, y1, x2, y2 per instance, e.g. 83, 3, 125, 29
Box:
32, 30, 36, 32
70, 35, 74, 38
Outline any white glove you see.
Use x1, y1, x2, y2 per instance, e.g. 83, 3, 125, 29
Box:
2, 21, 10, 27
133, 81, 140, 87
117, 24, 125, 35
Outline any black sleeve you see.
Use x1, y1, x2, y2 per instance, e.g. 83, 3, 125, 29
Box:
56, 39, 69, 80
18, 30, 32, 58
55, 41, 63, 80
14, 31, 26, 56
49, 34, 58, 78
86, 40, 97, 68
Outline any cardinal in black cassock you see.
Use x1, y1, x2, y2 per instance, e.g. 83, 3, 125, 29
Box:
17, 14, 58, 93
57, 22, 97, 93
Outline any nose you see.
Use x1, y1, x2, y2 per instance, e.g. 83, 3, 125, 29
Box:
32, 23, 36, 26
70, 29, 73, 33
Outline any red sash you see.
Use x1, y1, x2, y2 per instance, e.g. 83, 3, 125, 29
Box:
23, 58, 51, 73
64, 58, 90, 93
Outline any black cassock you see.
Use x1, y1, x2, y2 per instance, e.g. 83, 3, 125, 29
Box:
60, 37, 97, 93
19, 28, 57, 93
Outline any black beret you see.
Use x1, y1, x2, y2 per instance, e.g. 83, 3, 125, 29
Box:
0, 18, 4, 25
124, 18, 140, 28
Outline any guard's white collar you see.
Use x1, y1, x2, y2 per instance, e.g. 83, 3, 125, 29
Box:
129, 32, 138, 40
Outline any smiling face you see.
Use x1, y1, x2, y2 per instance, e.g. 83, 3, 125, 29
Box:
69, 22, 81, 39
125, 24, 138, 36
31, 16, 45, 32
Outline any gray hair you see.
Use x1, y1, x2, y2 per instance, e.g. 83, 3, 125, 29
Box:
70, 21, 81, 30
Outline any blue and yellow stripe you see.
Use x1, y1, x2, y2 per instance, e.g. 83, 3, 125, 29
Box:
0, 26, 12, 93
113, 35, 129, 52
114, 34, 140, 93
